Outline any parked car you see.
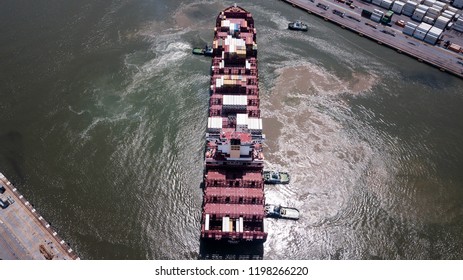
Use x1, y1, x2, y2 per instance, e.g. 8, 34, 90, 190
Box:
333, 9, 345, 17
0, 199, 10, 209
316, 3, 329, 10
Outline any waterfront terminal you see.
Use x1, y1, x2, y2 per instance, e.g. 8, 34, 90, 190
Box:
0, 172, 78, 260
280, 0, 463, 78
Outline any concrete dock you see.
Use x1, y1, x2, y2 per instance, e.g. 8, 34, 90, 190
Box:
0, 172, 79, 260
279, 0, 463, 78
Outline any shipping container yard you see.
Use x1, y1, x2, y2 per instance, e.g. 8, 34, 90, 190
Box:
280, 0, 463, 77
0, 173, 78, 260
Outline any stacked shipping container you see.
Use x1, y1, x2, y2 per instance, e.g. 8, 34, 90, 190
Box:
201, 5, 267, 243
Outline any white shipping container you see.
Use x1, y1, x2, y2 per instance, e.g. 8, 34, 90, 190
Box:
441, 12, 454, 20
417, 22, 433, 31
417, 4, 430, 12
428, 26, 443, 36
434, 16, 451, 29
403, 1, 419, 16
371, 14, 382, 22
453, 20, 463, 31
413, 29, 428, 40
431, 4, 443, 12
403, 9, 414, 17
434, 1, 447, 8
423, 0, 436, 6
447, 6, 458, 12
403, 26, 416, 35
404, 1, 418, 9
453, 24, 463, 32
392, 1, 406, 14
442, 11, 456, 18
381, 0, 393, 9
403, 21, 418, 35
426, 7, 441, 17
424, 33, 439, 44
412, 9, 427, 21
423, 16, 435, 24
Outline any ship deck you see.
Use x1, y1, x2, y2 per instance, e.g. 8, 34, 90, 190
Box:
0, 173, 78, 260
280, 0, 463, 78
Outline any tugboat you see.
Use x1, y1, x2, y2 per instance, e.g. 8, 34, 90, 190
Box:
263, 171, 290, 184
265, 204, 300, 220
192, 45, 213, 56
288, 20, 308, 31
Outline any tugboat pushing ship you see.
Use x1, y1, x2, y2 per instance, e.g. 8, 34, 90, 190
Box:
200, 5, 267, 258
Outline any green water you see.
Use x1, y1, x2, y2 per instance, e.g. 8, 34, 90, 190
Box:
1, 0, 462, 259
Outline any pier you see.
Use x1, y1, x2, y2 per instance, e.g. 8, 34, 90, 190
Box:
279, 0, 463, 78
0, 172, 78, 260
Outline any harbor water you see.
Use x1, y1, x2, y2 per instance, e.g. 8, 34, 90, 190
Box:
1, 0, 463, 259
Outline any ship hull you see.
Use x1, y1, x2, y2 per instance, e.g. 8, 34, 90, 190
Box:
200, 6, 267, 245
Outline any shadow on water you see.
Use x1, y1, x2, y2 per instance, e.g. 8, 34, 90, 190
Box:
199, 239, 264, 260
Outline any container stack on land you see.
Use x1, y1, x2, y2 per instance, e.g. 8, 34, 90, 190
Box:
403, 21, 418, 35
423, 0, 436, 7
371, 9, 385, 22
278, 0, 463, 77
424, 26, 444, 44
365, 0, 463, 34
454, 17, 463, 31
381, 0, 393, 9
412, 5, 429, 22
413, 22, 433, 40
392, 1, 406, 14
403, 1, 419, 16
434, 15, 451, 28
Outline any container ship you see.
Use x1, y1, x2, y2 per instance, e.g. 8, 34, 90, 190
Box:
200, 5, 267, 243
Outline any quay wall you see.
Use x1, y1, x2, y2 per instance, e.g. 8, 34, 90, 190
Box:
0, 172, 79, 260
279, 0, 463, 79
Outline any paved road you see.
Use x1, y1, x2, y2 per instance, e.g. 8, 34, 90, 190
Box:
0, 221, 27, 260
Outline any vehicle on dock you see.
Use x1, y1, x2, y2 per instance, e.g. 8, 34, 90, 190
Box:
263, 171, 290, 184
316, 3, 330, 10
396, 20, 405, 27
288, 21, 308, 31
192, 45, 213, 56
0, 198, 10, 209
332, 9, 345, 18
265, 204, 300, 220
381, 10, 394, 25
